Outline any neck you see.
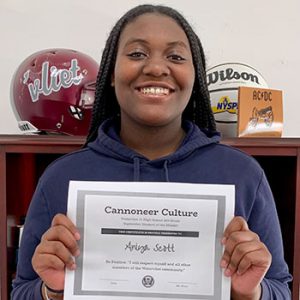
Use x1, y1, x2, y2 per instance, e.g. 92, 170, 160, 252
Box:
120, 121, 185, 160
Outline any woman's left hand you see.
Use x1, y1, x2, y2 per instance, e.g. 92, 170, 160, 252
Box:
221, 216, 272, 300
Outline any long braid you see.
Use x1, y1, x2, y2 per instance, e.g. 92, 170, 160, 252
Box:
175, 13, 216, 131
85, 30, 120, 144
85, 4, 216, 146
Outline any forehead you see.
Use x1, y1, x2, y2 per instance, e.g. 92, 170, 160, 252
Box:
119, 13, 190, 48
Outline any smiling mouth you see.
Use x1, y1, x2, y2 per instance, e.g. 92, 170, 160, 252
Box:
138, 87, 173, 96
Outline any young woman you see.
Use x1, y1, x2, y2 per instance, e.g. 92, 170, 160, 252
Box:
11, 4, 291, 300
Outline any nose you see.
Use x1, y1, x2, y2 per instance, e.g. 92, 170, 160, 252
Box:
142, 56, 170, 77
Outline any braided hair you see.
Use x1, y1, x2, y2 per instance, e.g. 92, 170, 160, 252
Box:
85, 4, 216, 145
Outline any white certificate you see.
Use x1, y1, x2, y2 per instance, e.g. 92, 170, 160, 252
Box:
64, 181, 235, 300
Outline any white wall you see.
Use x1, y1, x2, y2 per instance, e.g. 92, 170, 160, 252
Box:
1, 0, 299, 136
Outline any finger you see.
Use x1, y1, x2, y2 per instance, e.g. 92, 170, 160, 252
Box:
223, 216, 248, 242
33, 251, 66, 272
222, 230, 260, 265
234, 244, 272, 276
51, 213, 80, 240
35, 240, 76, 270
224, 240, 265, 276
221, 230, 259, 270
42, 225, 80, 257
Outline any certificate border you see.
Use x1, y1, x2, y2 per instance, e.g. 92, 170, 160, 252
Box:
74, 190, 226, 299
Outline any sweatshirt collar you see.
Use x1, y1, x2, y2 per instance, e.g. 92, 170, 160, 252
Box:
88, 118, 220, 165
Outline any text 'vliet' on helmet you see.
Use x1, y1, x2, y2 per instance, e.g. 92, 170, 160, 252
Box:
11, 48, 99, 136
207, 62, 268, 137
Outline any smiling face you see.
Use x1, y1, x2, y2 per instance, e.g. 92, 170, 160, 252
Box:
113, 13, 195, 131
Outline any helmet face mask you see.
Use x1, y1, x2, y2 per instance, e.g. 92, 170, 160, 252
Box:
12, 49, 99, 136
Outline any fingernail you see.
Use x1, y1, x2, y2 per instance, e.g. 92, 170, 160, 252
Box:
70, 263, 77, 270
74, 249, 80, 257
221, 237, 227, 245
74, 232, 81, 240
224, 268, 231, 277
220, 259, 227, 268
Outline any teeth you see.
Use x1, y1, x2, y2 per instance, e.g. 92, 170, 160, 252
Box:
140, 87, 170, 95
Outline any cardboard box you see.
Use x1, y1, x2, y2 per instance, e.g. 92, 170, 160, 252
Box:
237, 86, 283, 137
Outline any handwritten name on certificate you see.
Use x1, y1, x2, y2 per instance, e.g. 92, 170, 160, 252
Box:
64, 181, 235, 300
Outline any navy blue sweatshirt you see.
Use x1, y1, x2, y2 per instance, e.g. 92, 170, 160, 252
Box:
11, 119, 292, 299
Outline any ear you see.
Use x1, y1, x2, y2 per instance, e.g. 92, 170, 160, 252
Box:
111, 73, 115, 87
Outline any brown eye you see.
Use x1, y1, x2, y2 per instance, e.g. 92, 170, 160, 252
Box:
127, 52, 147, 59
168, 54, 186, 63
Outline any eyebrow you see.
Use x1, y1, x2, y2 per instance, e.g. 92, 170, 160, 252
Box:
124, 38, 189, 49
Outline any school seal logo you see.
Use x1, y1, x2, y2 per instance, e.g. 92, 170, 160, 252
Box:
142, 275, 155, 288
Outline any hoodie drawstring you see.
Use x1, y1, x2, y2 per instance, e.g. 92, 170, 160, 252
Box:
133, 157, 140, 181
133, 157, 170, 182
163, 160, 170, 182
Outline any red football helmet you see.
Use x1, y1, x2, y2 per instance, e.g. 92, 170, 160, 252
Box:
11, 48, 99, 135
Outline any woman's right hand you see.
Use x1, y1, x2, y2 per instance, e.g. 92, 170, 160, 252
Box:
32, 213, 81, 291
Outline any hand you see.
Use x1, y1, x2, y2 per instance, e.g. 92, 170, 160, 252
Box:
221, 216, 272, 300
32, 214, 80, 291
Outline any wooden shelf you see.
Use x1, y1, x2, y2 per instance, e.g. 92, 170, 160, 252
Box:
1, 135, 299, 300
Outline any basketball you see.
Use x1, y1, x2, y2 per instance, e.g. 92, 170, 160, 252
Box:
207, 63, 268, 137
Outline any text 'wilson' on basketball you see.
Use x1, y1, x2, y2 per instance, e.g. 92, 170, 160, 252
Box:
207, 68, 260, 86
